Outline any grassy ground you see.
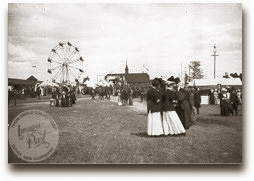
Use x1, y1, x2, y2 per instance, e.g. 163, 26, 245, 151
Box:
8, 94, 89, 104
8, 96, 242, 164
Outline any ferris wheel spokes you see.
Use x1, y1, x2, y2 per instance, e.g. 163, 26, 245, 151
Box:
47, 42, 84, 84
68, 65, 84, 73
51, 65, 62, 71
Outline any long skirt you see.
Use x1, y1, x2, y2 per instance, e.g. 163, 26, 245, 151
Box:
117, 95, 122, 106
163, 111, 186, 135
147, 112, 164, 136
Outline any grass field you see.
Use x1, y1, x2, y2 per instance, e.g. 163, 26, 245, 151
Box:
8, 96, 242, 164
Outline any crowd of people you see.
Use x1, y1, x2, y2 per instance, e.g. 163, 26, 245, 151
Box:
146, 76, 201, 136
217, 87, 241, 116
8, 78, 242, 119
50, 86, 76, 107
115, 85, 147, 106
87, 83, 146, 106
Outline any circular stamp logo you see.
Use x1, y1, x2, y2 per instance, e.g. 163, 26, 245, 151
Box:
9, 109, 59, 162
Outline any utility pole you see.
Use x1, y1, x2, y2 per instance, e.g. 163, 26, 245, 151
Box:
211, 44, 219, 79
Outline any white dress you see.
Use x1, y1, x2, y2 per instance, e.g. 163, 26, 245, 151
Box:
162, 111, 186, 135
117, 91, 122, 106
147, 111, 164, 136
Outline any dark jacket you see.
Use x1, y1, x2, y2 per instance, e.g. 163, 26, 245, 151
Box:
146, 87, 162, 113
194, 91, 201, 108
177, 88, 192, 129
162, 89, 175, 111
230, 92, 239, 104
188, 91, 194, 108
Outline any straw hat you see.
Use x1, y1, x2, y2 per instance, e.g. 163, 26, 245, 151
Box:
221, 88, 227, 92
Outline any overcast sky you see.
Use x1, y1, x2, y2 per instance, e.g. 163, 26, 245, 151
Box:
8, 3, 242, 83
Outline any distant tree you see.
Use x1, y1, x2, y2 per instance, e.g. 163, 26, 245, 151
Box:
223, 72, 230, 78
230, 73, 238, 78
228, 72, 242, 81
188, 61, 204, 80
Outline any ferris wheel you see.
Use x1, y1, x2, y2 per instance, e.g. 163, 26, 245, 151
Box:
47, 42, 84, 84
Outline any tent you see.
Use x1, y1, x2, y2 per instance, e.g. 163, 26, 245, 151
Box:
189, 78, 242, 89
38, 80, 59, 87
84, 80, 97, 89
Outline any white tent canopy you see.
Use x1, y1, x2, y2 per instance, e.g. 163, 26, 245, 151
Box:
96, 80, 113, 87
38, 80, 59, 87
84, 80, 97, 89
189, 78, 242, 87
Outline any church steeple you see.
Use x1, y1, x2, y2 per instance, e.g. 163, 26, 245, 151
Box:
125, 59, 129, 74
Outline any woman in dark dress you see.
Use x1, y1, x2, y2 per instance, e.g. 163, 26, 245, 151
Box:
162, 81, 185, 135
177, 83, 192, 129
61, 91, 67, 107
147, 78, 164, 136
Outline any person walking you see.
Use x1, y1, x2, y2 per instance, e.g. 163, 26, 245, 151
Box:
13, 89, 18, 106
129, 87, 133, 106
219, 88, 230, 116
117, 89, 122, 106
230, 87, 239, 116
194, 87, 201, 114
188, 87, 196, 125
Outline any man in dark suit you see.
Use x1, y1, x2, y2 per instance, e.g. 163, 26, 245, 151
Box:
230, 87, 239, 116
194, 87, 201, 114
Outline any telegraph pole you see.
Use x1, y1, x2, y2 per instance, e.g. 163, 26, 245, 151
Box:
211, 45, 219, 79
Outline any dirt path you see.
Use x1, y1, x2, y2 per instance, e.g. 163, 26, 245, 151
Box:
109, 96, 147, 113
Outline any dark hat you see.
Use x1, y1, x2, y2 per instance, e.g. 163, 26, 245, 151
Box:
174, 77, 180, 84
152, 78, 160, 87
167, 76, 175, 82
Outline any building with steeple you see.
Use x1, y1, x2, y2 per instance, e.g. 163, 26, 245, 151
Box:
105, 62, 149, 88
125, 61, 129, 74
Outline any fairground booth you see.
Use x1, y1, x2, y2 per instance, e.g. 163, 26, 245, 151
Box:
189, 78, 242, 104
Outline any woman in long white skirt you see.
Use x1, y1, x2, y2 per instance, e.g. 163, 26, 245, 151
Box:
147, 78, 164, 136
117, 89, 122, 106
162, 81, 185, 135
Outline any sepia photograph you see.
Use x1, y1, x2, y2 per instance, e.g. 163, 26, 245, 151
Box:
8, 3, 242, 164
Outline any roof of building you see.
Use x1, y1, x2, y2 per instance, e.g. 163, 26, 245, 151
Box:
105, 73, 125, 77
26, 75, 38, 81
189, 78, 242, 86
8, 76, 42, 86
125, 73, 149, 83
105, 73, 149, 83
8, 78, 37, 86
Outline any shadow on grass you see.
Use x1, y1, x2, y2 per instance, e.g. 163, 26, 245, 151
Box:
131, 132, 166, 138
131, 132, 150, 137
131, 132, 186, 138
138, 113, 148, 116
205, 114, 221, 116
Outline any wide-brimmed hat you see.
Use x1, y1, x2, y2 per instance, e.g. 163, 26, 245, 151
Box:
166, 80, 175, 85
167, 76, 175, 82
221, 88, 227, 92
